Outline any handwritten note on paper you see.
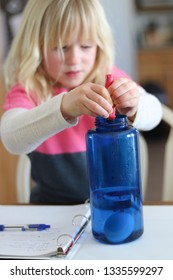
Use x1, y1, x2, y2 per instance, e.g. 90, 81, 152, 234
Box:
0, 228, 61, 257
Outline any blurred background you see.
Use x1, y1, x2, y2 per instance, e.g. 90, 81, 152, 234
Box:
0, 0, 173, 203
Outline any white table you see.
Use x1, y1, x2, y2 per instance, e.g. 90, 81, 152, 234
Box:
68, 204, 173, 260
0, 204, 172, 260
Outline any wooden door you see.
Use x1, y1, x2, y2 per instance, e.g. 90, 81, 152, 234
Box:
0, 68, 18, 204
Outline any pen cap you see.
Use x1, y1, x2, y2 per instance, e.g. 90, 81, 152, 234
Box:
86, 114, 144, 244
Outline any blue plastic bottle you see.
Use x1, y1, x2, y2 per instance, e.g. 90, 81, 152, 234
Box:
86, 114, 144, 244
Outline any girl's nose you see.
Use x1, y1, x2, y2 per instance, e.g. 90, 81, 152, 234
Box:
65, 46, 81, 65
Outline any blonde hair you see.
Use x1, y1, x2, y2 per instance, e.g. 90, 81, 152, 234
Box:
4, 0, 115, 103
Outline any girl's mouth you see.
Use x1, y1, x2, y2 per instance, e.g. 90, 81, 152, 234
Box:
65, 71, 81, 77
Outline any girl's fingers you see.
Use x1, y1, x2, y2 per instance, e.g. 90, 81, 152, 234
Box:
90, 84, 113, 104
86, 90, 113, 112
81, 98, 112, 118
114, 89, 139, 106
61, 82, 113, 119
109, 79, 138, 100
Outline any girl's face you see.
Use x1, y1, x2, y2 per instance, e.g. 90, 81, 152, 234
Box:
43, 32, 97, 89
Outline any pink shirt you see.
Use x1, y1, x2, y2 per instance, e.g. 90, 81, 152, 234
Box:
3, 66, 131, 155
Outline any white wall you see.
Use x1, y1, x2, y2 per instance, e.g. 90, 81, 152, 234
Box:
100, 0, 137, 80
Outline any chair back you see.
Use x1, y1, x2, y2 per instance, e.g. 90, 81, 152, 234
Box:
16, 154, 31, 203
162, 105, 173, 200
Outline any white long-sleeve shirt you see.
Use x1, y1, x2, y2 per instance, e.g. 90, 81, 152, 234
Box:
0, 86, 162, 155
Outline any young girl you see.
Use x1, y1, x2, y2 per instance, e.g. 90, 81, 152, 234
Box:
1, 0, 162, 204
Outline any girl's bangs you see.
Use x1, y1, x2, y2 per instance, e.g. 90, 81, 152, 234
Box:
49, 4, 99, 48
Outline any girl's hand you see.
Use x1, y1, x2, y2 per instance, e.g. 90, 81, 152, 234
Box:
108, 78, 140, 120
61, 82, 113, 121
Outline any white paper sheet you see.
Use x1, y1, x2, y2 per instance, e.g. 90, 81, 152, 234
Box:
0, 204, 90, 258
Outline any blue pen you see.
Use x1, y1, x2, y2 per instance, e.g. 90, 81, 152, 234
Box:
0, 224, 50, 231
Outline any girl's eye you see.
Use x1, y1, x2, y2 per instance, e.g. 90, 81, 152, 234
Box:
81, 45, 92, 49
53, 46, 67, 52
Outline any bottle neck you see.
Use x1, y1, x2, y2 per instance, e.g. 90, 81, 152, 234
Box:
95, 114, 128, 131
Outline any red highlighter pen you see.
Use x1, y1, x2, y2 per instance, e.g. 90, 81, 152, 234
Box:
105, 74, 116, 119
